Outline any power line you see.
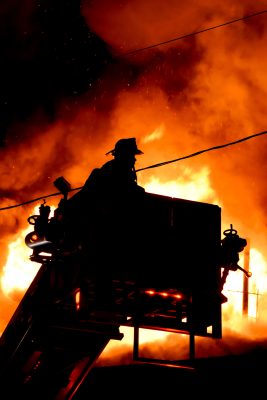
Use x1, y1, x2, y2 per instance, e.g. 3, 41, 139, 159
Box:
2, 9, 266, 212
136, 130, 267, 172
1, 129, 266, 212
0, 188, 83, 211
117, 9, 267, 57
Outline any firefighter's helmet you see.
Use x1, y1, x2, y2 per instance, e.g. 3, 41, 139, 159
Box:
106, 138, 143, 157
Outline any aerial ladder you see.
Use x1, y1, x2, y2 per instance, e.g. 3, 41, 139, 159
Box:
0, 179, 250, 399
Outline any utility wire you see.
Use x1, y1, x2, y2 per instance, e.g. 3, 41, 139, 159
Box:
136, 130, 267, 172
117, 9, 267, 57
0, 129, 266, 212
1, 9, 266, 212
0, 188, 83, 211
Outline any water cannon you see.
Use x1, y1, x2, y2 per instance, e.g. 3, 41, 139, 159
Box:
220, 224, 252, 278
25, 200, 53, 262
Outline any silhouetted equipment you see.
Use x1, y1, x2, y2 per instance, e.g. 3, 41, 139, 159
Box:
24, 201, 54, 262
220, 224, 249, 273
54, 176, 72, 200
0, 181, 250, 399
220, 224, 251, 300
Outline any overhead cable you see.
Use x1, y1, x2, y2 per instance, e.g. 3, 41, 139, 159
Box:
117, 9, 267, 57
136, 130, 267, 172
0, 129, 266, 211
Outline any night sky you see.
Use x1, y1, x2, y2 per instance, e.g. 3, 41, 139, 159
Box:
0, 0, 114, 146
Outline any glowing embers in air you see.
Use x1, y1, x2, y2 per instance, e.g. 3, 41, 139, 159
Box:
144, 289, 183, 300
75, 289, 81, 311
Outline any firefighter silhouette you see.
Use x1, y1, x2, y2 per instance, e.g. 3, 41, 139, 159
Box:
85, 137, 144, 194
63, 138, 145, 309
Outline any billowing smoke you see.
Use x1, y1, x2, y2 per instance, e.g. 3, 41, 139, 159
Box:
1, 0, 267, 353
81, 0, 267, 248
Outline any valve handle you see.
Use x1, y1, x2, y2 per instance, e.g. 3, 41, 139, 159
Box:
27, 215, 39, 225
237, 265, 252, 278
223, 224, 237, 237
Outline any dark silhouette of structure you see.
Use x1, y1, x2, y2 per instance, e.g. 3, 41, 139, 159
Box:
0, 138, 251, 399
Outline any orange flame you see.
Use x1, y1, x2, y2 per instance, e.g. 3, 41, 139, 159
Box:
1, 0, 267, 362
1, 171, 266, 353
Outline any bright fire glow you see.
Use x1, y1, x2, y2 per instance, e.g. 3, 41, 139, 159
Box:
1, 169, 267, 348
1, 205, 55, 299
223, 247, 267, 321
142, 166, 219, 203
1, 225, 40, 297
1, 0, 267, 367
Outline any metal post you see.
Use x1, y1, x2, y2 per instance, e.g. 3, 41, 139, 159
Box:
133, 326, 139, 360
189, 334, 195, 360
242, 239, 250, 316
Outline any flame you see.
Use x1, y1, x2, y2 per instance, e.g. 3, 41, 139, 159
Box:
140, 166, 219, 203
1, 225, 40, 297
0, 205, 56, 299
1, 171, 267, 357
1, 0, 267, 362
